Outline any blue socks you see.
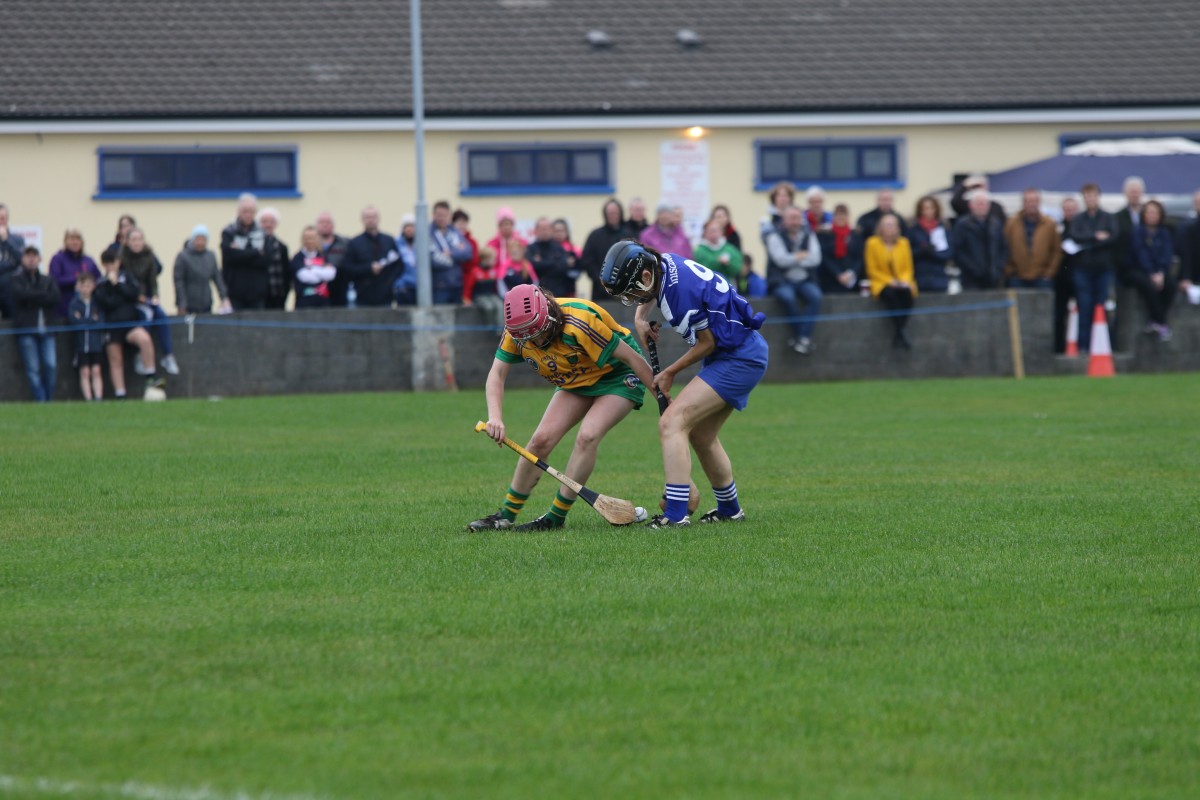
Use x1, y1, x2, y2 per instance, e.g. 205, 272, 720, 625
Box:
663, 483, 692, 521
713, 481, 740, 516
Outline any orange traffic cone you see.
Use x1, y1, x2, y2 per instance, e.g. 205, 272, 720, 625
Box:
1087, 304, 1115, 377
1065, 299, 1079, 357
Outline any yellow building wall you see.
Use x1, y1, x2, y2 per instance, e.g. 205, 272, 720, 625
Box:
2, 118, 1197, 310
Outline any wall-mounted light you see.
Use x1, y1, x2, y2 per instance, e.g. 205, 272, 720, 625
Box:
685, 126, 706, 139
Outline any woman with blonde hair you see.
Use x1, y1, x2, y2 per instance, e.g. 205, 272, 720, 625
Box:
865, 213, 917, 349
48, 227, 100, 319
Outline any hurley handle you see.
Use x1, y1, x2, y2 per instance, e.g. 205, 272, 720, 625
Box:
475, 420, 539, 465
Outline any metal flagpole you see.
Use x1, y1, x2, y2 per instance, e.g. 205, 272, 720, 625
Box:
410, 0, 431, 308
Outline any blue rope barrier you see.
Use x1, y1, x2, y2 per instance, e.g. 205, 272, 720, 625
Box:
0, 298, 1014, 337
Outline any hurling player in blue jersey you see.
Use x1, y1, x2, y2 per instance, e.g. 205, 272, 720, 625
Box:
600, 239, 768, 528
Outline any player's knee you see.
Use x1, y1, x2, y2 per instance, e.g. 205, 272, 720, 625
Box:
574, 425, 602, 452
659, 407, 687, 439
527, 431, 557, 456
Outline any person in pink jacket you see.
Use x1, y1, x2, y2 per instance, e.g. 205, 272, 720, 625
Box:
486, 206, 528, 283
638, 202, 692, 258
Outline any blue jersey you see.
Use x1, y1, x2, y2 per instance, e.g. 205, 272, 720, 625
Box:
657, 252, 765, 351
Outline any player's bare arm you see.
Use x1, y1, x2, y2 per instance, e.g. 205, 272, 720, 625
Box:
633, 301, 655, 348
610, 339, 656, 392
656, 328, 715, 396
483, 357, 511, 444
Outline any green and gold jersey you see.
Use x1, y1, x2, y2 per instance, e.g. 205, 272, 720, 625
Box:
496, 299, 641, 389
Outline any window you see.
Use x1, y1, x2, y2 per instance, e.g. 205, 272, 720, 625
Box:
754, 139, 904, 190
95, 147, 300, 199
460, 143, 614, 195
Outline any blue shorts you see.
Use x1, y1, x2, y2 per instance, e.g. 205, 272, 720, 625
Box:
696, 330, 768, 411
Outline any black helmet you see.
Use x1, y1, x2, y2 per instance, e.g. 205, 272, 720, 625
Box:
600, 240, 659, 305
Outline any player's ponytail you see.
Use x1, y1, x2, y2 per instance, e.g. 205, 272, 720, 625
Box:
539, 289, 566, 341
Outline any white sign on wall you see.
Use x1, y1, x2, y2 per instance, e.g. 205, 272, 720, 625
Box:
11, 225, 43, 256
659, 140, 710, 242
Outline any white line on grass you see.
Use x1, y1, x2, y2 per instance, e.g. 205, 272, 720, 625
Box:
0, 775, 332, 800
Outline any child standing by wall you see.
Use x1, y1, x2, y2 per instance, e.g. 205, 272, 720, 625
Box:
68, 270, 105, 400
470, 246, 505, 331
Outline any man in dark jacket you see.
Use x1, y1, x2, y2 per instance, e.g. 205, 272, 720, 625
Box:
258, 208, 291, 310
11, 246, 61, 401
221, 193, 268, 310
951, 191, 1008, 290
1175, 190, 1200, 298
1113, 175, 1146, 285
1067, 183, 1119, 352
579, 198, 630, 301
342, 205, 404, 307
855, 188, 909, 242
626, 197, 649, 238
526, 217, 573, 297
950, 174, 1007, 226
0, 203, 27, 319
1054, 196, 1081, 353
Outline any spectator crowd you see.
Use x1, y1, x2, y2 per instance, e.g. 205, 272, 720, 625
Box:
2, 172, 1198, 401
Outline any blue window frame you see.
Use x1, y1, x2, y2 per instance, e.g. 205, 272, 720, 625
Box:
95, 146, 300, 199
460, 143, 614, 195
754, 138, 904, 190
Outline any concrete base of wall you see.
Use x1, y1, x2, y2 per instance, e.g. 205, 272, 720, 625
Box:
3, 290, 1197, 402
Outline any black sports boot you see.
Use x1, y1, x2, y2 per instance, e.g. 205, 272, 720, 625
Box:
697, 508, 747, 524
513, 514, 564, 532
466, 511, 512, 531
645, 513, 690, 529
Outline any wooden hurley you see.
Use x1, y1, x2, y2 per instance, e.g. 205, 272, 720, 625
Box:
474, 421, 640, 525
645, 321, 671, 416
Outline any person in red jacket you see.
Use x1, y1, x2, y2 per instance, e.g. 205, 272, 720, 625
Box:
453, 208, 481, 304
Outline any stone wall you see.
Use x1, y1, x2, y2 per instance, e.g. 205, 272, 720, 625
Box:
2, 290, 1196, 402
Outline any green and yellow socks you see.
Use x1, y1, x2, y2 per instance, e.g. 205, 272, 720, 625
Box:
500, 486, 573, 528
546, 491, 576, 527
500, 486, 529, 522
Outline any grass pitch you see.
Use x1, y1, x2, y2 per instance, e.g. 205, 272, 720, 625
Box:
2, 375, 1198, 799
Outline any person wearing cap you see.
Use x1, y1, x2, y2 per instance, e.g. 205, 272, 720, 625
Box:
950, 174, 1006, 226
639, 202, 692, 258
174, 224, 229, 315
468, 284, 656, 533
12, 245, 61, 401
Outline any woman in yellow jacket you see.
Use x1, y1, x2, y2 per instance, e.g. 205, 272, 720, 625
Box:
865, 213, 918, 349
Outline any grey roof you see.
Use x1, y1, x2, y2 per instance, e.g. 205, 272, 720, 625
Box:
3, 0, 1200, 119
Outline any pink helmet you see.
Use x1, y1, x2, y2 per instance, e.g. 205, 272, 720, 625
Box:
504, 284, 557, 344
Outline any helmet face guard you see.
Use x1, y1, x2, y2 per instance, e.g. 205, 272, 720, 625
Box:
600, 240, 659, 306
504, 284, 558, 345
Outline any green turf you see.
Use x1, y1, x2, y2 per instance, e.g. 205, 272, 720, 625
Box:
2, 375, 1198, 800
